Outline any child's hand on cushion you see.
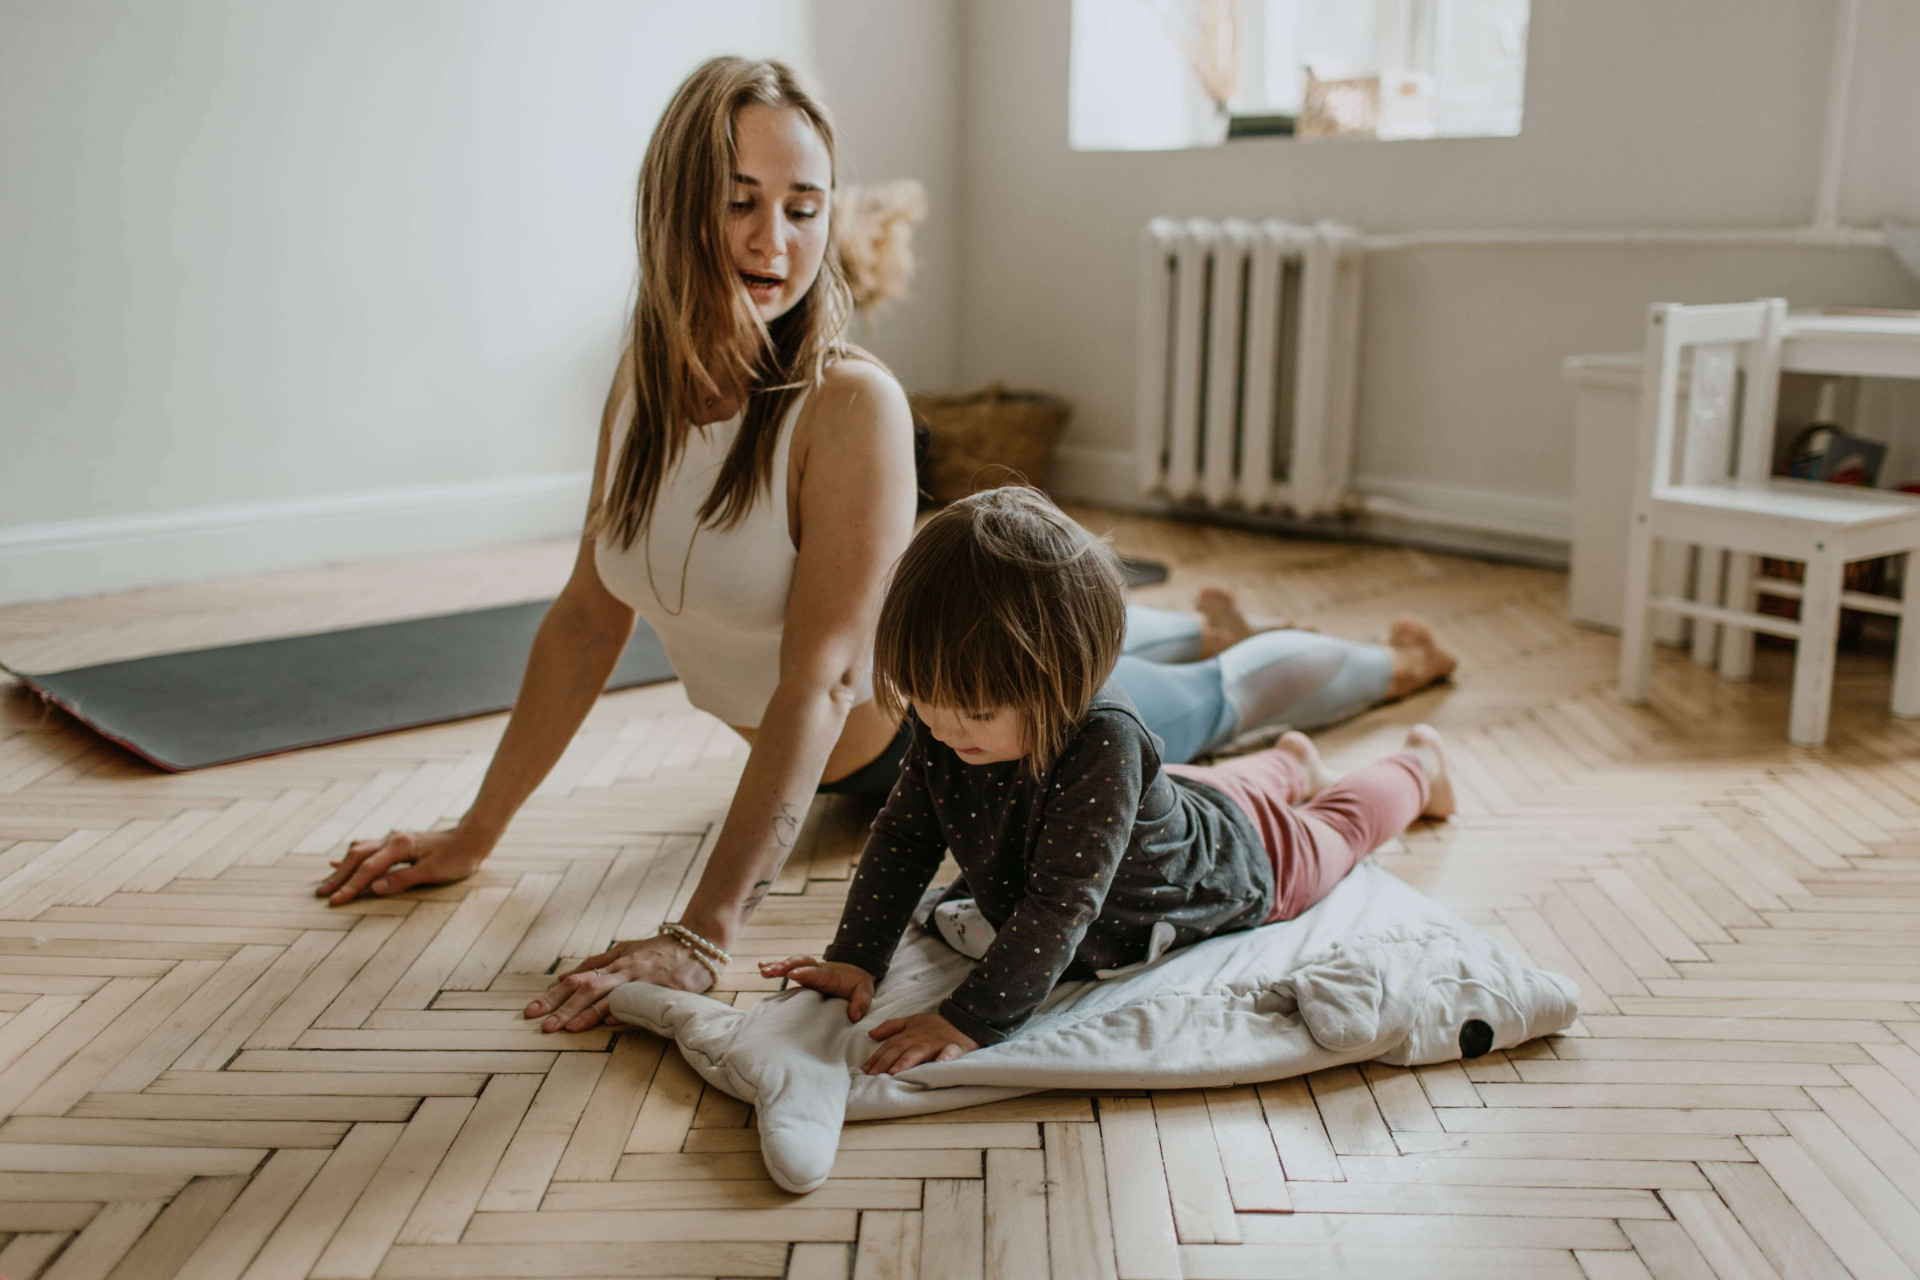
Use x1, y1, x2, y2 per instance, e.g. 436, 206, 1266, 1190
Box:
758, 956, 876, 1021
862, 1013, 979, 1075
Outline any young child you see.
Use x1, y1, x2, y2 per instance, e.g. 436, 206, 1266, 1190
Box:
760, 487, 1453, 1075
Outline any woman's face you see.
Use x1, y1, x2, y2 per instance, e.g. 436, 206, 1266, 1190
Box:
727, 103, 831, 324
913, 702, 1029, 765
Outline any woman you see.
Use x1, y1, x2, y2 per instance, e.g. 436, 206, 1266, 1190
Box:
317, 57, 1455, 1032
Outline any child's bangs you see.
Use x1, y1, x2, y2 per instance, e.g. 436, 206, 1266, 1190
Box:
887, 617, 1037, 717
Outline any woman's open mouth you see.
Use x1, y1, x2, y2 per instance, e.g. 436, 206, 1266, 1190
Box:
741, 271, 785, 303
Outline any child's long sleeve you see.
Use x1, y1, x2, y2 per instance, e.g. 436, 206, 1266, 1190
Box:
935, 713, 1145, 1045
822, 736, 948, 983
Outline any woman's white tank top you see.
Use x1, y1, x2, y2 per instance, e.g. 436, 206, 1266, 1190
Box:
593, 391, 813, 728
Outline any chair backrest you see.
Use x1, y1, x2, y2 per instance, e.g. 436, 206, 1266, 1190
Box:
1632, 299, 1787, 501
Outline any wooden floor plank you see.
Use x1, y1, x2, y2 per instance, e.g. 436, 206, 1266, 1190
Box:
172, 1149, 330, 1280
1094, 1097, 1179, 1279
984, 1148, 1048, 1280
1152, 1092, 1239, 1244
1044, 1123, 1117, 1280
101, 1175, 247, 1280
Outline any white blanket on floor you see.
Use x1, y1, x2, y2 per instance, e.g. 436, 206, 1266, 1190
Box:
609, 863, 1578, 1193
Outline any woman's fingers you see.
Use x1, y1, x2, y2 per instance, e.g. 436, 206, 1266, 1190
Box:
527, 952, 615, 1018
322, 836, 411, 905
316, 837, 383, 896
536, 970, 612, 1032
935, 1043, 964, 1064
570, 947, 621, 975
848, 985, 872, 1022
368, 859, 432, 896
868, 1017, 905, 1041
566, 999, 611, 1031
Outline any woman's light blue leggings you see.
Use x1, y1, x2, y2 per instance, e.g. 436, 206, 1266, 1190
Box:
1116, 606, 1394, 765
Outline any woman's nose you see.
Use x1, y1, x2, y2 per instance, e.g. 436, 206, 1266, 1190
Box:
746, 208, 785, 259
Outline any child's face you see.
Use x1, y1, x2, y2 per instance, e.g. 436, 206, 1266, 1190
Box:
913, 702, 1027, 764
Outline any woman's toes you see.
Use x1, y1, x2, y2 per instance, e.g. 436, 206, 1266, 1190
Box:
1196, 587, 1255, 656
1196, 588, 1305, 656
1390, 617, 1458, 681
1386, 617, 1458, 698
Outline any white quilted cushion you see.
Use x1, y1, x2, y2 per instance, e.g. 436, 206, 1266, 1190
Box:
611, 862, 1577, 1192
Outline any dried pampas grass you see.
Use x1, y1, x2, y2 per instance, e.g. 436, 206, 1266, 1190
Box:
834, 179, 927, 315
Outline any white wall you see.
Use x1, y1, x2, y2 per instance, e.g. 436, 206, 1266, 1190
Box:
956, 0, 1920, 544
7, 0, 1916, 605
812, 0, 963, 393
0, 0, 962, 604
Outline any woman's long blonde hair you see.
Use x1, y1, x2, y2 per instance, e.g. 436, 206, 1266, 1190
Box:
595, 57, 855, 548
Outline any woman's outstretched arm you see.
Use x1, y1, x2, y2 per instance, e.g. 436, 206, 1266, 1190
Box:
318, 355, 639, 905
525, 358, 918, 1030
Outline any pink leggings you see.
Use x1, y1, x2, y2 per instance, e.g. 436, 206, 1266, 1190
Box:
1167, 748, 1429, 923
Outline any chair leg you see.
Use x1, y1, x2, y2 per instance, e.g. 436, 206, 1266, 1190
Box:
1692, 545, 1724, 667
1653, 544, 1689, 647
1789, 548, 1844, 747
1619, 516, 1659, 704
1893, 553, 1920, 718
1719, 552, 1757, 682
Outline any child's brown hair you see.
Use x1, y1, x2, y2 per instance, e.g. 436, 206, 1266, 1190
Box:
874, 486, 1127, 775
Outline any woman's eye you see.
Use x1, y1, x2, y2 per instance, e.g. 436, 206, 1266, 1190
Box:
968, 712, 997, 723
790, 206, 819, 221
729, 199, 753, 213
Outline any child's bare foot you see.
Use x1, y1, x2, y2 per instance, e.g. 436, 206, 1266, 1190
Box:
1403, 724, 1455, 820
1275, 730, 1332, 801
1196, 587, 1307, 658
1386, 617, 1457, 699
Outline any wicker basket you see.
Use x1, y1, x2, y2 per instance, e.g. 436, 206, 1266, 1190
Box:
910, 386, 1071, 504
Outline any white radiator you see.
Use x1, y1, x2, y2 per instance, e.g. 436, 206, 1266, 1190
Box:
1133, 219, 1364, 519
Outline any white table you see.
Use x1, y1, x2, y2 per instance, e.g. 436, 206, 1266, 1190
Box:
1566, 311, 1920, 632
1782, 313, 1920, 379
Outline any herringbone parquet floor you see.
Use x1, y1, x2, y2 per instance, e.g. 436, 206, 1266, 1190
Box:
2, 510, 1919, 1279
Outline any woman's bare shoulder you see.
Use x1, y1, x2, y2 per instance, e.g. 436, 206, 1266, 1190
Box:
797, 355, 910, 458
816, 354, 906, 410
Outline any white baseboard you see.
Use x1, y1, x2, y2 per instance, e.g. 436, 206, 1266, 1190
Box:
1349, 475, 1571, 544
1047, 445, 1572, 564
0, 472, 592, 606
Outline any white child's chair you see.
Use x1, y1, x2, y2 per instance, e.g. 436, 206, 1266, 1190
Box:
1617, 298, 1920, 746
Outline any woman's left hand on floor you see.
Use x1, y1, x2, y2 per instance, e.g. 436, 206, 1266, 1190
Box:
524, 935, 714, 1032
862, 1012, 978, 1074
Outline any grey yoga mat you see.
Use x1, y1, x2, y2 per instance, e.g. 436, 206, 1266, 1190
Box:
4, 601, 677, 772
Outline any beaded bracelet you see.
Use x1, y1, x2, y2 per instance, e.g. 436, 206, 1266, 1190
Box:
657, 922, 729, 984
659, 921, 731, 965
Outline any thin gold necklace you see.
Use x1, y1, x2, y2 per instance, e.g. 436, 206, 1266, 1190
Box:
642, 519, 700, 618
642, 414, 728, 618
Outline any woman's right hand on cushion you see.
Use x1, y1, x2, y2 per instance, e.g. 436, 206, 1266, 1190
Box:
759, 955, 876, 1022
317, 827, 491, 905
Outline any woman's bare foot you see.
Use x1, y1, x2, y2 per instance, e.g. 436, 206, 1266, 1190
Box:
1275, 730, 1333, 801
1386, 617, 1457, 699
1403, 724, 1456, 820
1196, 587, 1306, 658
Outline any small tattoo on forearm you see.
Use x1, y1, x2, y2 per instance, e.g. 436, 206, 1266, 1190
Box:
773, 803, 802, 849
743, 878, 774, 914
